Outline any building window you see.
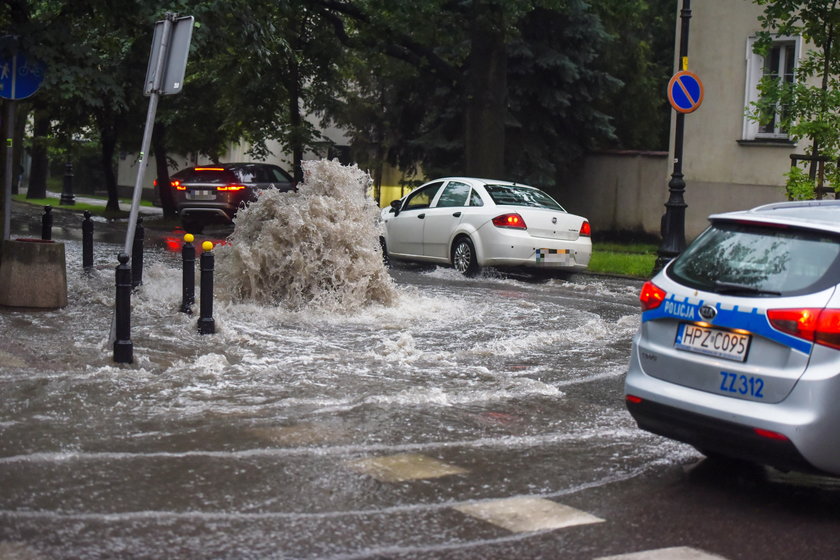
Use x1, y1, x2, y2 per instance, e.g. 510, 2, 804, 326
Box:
743, 35, 802, 141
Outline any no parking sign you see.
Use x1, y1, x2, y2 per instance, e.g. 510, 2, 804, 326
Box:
668, 70, 704, 114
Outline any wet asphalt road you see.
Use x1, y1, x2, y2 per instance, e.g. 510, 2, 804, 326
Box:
1, 202, 839, 559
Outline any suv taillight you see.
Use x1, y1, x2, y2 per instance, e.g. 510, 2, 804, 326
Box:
170, 180, 185, 190
218, 184, 246, 191
639, 280, 666, 311
767, 308, 840, 350
492, 213, 527, 229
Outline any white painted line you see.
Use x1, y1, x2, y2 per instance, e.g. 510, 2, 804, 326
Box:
454, 496, 603, 533
596, 546, 730, 560
347, 453, 468, 482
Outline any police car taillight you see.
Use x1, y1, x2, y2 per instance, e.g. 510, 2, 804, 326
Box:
639, 281, 666, 311
754, 428, 789, 441
768, 308, 840, 350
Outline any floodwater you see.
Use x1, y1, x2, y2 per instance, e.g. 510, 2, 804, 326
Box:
0, 164, 697, 559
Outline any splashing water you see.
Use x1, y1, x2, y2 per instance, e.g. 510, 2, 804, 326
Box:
215, 159, 398, 312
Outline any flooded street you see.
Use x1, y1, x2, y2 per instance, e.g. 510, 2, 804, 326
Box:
0, 198, 702, 558
5, 192, 839, 560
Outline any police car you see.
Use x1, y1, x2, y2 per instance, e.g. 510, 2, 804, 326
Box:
625, 200, 840, 475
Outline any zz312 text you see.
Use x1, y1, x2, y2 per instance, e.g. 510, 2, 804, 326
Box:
719, 371, 765, 399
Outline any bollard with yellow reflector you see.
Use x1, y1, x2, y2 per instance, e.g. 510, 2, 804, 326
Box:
198, 240, 215, 334
180, 233, 196, 314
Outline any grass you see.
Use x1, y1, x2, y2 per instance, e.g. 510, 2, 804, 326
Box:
589, 241, 658, 278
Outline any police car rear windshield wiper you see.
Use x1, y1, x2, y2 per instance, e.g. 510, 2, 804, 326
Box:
713, 280, 781, 296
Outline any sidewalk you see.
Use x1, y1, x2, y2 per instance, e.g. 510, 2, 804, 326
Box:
44, 190, 164, 217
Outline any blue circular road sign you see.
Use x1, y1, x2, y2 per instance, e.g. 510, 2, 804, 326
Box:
668, 71, 704, 114
0, 52, 45, 100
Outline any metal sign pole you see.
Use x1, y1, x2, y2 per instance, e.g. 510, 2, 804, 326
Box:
123, 15, 174, 256
2, 101, 11, 241
654, 0, 692, 274
109, 15, 173, 349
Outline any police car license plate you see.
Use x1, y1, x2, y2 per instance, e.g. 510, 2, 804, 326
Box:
186, 190, 216, 201
674, 323, 751, 362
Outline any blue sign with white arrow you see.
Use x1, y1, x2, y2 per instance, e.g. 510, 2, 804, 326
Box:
0, 52, 45, 100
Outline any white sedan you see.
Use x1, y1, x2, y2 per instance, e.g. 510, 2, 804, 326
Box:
380, 177, 591, 276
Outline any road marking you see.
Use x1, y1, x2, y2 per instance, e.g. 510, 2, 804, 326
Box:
596, 547, 729, 560
347, 453, 468, 482
454, 496, 603, 533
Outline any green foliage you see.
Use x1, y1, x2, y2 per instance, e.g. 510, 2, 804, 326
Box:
786, 158, 840, 199
323, 0, 625, 186
591, 0, 677, 151
3, 0, 676, 193
785, 164, 818, 199
750, 0, 840, 198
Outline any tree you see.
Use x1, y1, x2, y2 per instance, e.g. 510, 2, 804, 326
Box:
751, 0, 840, 199
592, 0, 677, 151
316, 0, 618, 188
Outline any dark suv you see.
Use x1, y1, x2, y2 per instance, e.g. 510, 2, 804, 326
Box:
163, 163, 295, 233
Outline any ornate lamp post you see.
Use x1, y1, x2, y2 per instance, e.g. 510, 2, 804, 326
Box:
655, 0, 693, 274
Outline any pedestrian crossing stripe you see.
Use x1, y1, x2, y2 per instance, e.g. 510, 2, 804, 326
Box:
347, 453, 468, 482
454, 497, 603, 533
595, 546, 729, 560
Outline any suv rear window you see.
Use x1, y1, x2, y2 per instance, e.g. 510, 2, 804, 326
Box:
668, 221, 840, 297
232, 165, 292, 183
179, 169, 237, 184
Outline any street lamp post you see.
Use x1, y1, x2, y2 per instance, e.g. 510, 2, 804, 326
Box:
655, 0, 692, 274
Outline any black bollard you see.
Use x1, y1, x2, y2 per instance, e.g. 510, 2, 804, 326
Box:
131, 216, 144, 288
114, 253, 133, 363
82, 211, 94, 272
198, 241, 215, 335
41, 205, 53, 241
180, 233, 196, 313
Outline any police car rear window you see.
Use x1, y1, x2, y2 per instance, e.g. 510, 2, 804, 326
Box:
667, 221, 840, 297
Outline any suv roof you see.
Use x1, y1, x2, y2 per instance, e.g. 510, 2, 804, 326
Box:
709, 200, 840, 235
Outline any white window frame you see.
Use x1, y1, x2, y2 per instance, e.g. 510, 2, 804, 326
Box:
742, 34, 803, 141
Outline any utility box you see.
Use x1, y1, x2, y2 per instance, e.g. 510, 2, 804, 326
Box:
0, 239, 67, 308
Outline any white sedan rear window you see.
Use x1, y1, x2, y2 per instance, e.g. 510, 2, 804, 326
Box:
484, 185, 564, 211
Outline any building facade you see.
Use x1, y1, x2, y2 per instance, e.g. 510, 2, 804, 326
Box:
671, 0, 805, 235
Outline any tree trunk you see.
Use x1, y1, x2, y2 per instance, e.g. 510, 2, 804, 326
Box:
100, 127, 121, 212
289, 23, 305, 184
153, 123, 177, 218
464, 1, 507, 178
26, 111, 49, 199
11, 103, 27, 195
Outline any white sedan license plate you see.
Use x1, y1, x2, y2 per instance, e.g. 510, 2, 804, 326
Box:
674, 323, 751, 362
186, 190, 216, 201
535, 248, 570, 264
